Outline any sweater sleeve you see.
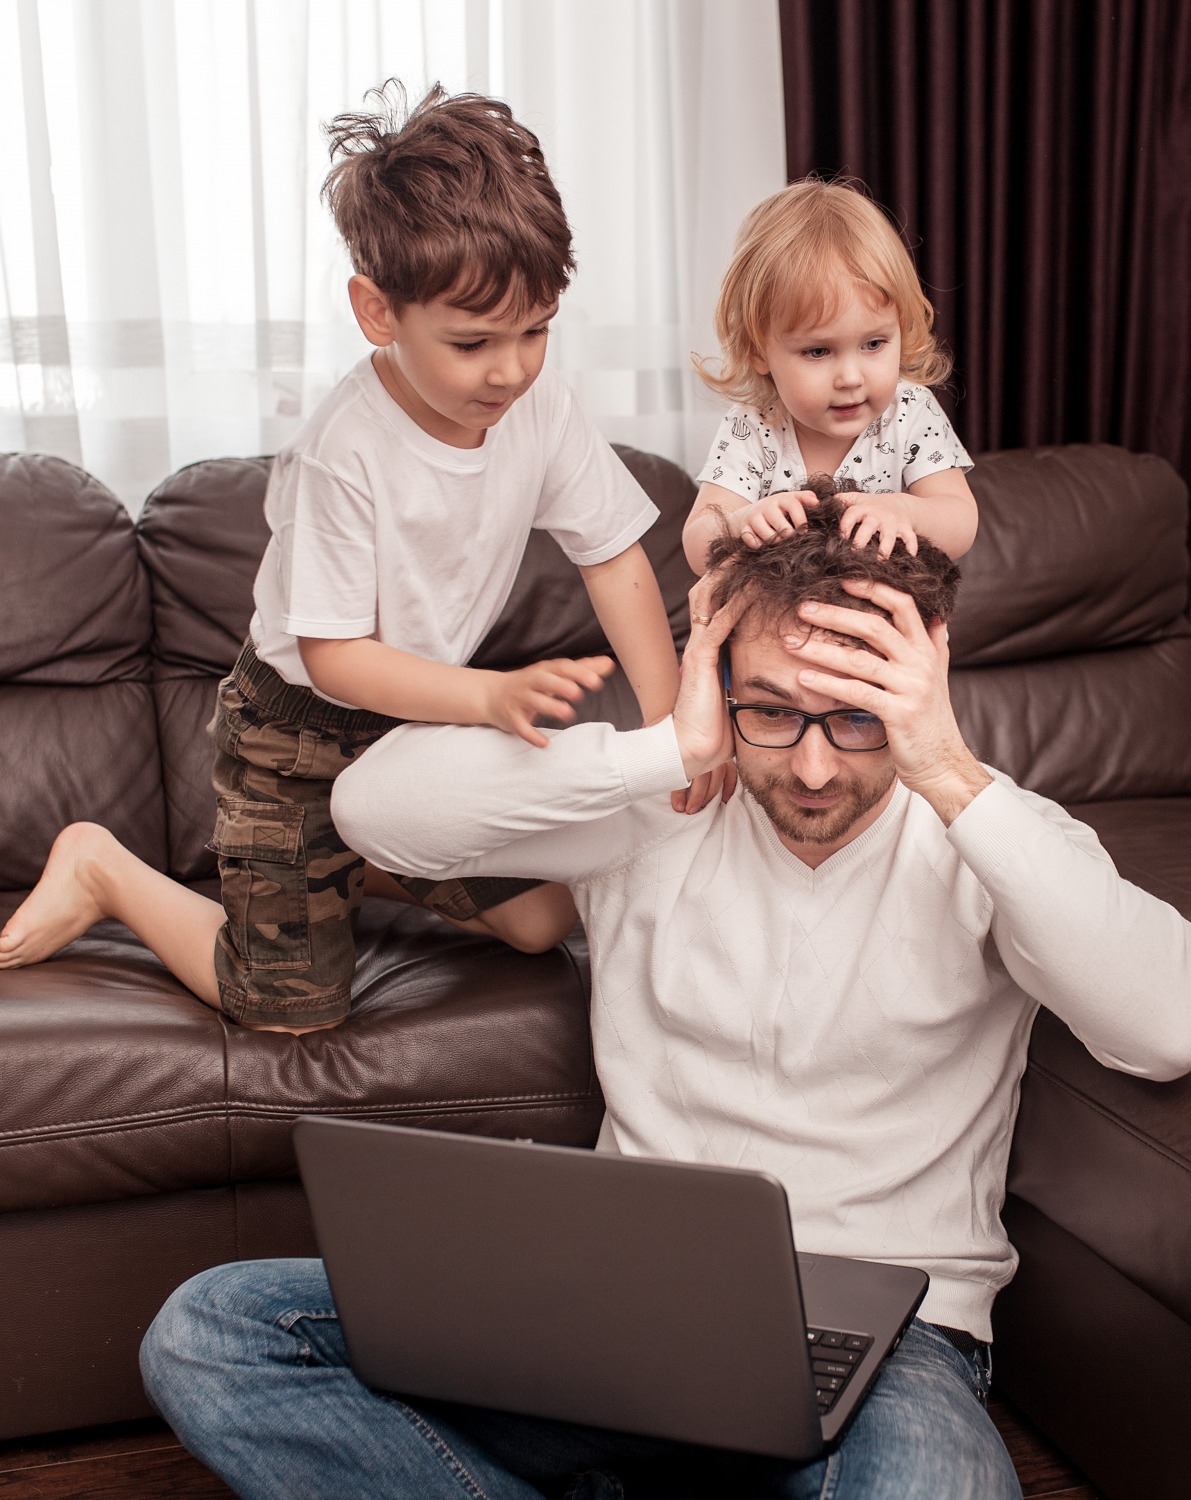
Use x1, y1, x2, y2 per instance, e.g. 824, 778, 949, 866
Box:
946, 775, 1191, 1080
331, 717, 689, 887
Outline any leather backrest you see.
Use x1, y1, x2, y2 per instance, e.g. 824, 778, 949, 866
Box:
0, 454, 166, 888
949, 445, 1191, 802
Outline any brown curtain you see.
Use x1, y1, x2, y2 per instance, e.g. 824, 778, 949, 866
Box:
778, 0, 1191, 480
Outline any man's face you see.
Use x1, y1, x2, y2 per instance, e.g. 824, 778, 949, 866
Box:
728, 626, 897, 866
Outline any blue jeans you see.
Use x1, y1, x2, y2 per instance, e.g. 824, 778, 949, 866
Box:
140, 1259, 1022, 1500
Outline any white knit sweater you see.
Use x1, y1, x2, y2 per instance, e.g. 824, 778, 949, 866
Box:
333, 719, 1191, 1340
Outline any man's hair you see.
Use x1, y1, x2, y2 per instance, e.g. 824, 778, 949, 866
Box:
695, 176, 951, 413
706, 475, 961, 636
322, 80, 575, 315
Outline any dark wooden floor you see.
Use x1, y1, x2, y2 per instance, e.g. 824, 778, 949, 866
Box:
0, 1397, 1102, 1498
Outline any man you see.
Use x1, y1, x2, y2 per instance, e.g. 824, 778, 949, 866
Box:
141, 495, 1191, 1499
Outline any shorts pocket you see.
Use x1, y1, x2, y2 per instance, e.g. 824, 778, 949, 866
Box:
210, 800, 310, 972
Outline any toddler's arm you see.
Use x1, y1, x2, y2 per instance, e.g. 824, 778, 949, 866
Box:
683, 482, 824, 575
298, 637, 615, 749
577, 542, 680, 726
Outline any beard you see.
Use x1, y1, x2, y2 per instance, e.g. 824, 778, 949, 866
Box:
738, 762, 897, 848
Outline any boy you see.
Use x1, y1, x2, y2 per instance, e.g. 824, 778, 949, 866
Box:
0, 81, 679, 1034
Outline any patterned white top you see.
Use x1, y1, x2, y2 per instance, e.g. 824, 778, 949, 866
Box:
695, 380, 973, 500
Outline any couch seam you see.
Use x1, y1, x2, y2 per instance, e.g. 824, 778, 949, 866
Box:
0, 1092, 603, 1144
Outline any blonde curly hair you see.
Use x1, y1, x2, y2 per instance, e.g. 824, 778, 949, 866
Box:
695, 177, 951, 413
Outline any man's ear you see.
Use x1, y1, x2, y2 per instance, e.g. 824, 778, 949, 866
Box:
348, 275, 401, 347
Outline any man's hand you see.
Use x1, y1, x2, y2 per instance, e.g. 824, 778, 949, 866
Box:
788, 580, 992, 824
839, 494, 919, 558
483, 656, 616, 748
670, 573, 749, 784
731, 491, 820, 548
671, 759, 737, 815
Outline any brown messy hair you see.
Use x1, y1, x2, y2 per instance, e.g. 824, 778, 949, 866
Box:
706, 475, 960, 637
321, 80, 575, 315
696, 176, 951, 413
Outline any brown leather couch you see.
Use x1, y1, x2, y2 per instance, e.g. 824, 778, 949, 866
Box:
1, 442, 1188, 1500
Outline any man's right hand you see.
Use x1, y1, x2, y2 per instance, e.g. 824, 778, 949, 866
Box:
671, 574, 749, 783
483, 656, 616, 748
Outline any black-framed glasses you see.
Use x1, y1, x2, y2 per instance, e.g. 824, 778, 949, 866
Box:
723, 663, 888, 752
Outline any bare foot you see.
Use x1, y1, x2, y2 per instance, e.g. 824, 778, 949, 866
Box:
0, 822, 113, 967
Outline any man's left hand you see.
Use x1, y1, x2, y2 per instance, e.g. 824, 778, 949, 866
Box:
788, 580, 992, 825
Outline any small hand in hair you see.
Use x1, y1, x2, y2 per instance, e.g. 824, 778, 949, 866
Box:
731, 491, 820, 549
839, 493, 919, 558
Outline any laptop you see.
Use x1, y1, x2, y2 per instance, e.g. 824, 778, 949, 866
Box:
293, 1117, 928, 1462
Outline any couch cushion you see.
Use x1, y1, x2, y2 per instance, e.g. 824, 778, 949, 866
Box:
949, 638, 1191, 804
0, 894, 601, 1214
1007, 796, 1191, 1325
953, 445, 1189, 665
0, 453, 166, 887
950, 445, 1191, 804
137, 458, 274, 881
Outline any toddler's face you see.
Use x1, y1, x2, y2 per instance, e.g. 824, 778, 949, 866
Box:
751, 286, 902, 463
376, 288, 558, 449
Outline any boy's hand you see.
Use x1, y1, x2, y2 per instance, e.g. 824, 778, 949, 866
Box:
731, 491, 820, 549
840, 494, 919, 558
671, 759, 737, 815
484, 656, 616, 748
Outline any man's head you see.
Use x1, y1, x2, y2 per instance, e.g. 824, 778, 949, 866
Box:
323, 81, 575, 447
706, 479, 961, 859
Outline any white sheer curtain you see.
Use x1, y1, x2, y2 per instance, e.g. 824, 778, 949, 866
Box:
0, 0, 784, 512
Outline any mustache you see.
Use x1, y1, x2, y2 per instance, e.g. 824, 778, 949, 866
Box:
763, 771, 864, 801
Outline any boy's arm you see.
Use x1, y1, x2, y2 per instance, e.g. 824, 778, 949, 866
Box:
577, 542, 680, 725
298, 637, 614, 748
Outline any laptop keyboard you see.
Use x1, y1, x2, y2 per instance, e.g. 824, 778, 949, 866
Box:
806, 1326, 873, 1415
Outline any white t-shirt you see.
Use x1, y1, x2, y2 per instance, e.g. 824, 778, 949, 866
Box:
695, 380, 973, 501
251, 358, 659, 697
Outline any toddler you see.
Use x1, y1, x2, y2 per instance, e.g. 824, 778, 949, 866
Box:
0, 81, 679, 1032
684, 177, 977, 572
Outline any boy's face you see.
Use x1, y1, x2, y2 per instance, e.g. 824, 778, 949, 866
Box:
364, 285, 558, 449
751, 286, 902, 461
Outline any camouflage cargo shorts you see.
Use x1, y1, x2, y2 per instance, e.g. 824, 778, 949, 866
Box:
209, 641, 543, 1029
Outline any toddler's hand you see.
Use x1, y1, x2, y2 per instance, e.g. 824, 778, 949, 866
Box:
840, 494, 919, 558
731, 491, 820, 549
671, 758, 737, 815
485, 656, 616, 748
